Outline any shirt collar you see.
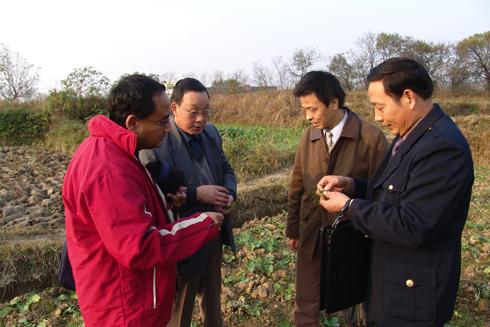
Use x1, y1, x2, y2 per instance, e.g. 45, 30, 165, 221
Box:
324, 109, 348, 144
400, 110, 431, 141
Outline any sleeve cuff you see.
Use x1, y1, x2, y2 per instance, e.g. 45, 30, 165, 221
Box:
353, 178, 367, 198
187, 186, 197, 204
228, 189, 237, 202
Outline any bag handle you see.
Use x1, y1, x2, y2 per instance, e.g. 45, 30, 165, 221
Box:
327, 212, 345, 250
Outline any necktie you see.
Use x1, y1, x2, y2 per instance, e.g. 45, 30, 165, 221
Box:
189, 136, 203, 160
391, 137, 404, 157
325, 130, 334, 153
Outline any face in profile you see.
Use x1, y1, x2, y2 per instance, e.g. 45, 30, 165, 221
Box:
172, 91, 210, 135
133, 92, 172, 149
368, 81, 411, 136
299, 93, 339, 130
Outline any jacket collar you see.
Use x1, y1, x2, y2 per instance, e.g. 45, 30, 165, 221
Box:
166, 118, 219, 182
310, 107, 361, 141
371, 104, 444, 189
87, 115, 138, 156
393, 104, 443, 158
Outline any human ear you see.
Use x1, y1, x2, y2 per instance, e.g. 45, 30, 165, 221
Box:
329, 98, 339, 110
403, 89, 416, 109
125, 114, 138, 131
170, 102, 178, 115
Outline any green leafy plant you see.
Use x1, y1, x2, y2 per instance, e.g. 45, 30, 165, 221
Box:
0, 108, 51, 144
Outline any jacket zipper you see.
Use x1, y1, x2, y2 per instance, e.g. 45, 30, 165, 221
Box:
153, 266, 157, 309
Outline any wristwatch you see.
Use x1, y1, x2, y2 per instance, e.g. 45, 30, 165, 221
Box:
340, 198, 354, 215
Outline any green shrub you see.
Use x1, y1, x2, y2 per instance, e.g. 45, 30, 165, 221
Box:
43, 119, 88, 153
45, 90, 108, 121
0, 108, 51, 145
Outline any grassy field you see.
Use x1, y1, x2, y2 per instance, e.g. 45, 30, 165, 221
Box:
0, 90, 489, 326
218, 124, 302, 181
38, 120, 303, 182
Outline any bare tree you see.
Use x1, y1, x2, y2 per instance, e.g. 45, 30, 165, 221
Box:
210, 70, 250, 94
179, 71, 198, 80
346, 33, 380, 90
210, 70, 225, 86
289, 47, 321, 79
448, 53, 474, 90
349, 50, 372, 90
0, 44, 39, 101
356, 32, 379, 71
160, 71, 178, 83
328, 53, 356, 91
230, 70, 250, 85
252, 61, 274, 87
271, 56, 291, 90
407, 40, 452, 85
198, 71, 210, 86
375, 33, 407, 61
456, 31, 490, 89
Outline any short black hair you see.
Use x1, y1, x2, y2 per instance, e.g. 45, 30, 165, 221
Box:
108, 74, 165, 126
293, 71, 346, 107
367, 57, 433, 100
170, 78, 209, 105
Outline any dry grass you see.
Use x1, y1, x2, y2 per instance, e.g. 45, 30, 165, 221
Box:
212, 90, 490, 126
0, 239, 63, 302
211, 91, 304, 127
230, 169, 289, 227
454, 115, 490, 166
213, 90, 490, 166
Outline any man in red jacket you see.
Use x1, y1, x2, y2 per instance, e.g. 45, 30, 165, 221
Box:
62, 74, 223, 327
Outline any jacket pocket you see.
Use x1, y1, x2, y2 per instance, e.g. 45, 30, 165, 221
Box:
384, 264, 436, 322
299, 194, 315, 222
378, 179, 407, 206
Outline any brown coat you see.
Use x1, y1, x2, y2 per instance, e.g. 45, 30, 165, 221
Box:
286, 109, 387, 262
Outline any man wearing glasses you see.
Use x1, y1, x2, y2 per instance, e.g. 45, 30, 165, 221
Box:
140, 78, 236, 327
63, 74, 224, 327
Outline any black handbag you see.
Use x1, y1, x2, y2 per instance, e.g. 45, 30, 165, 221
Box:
57, 240, 76, 291
319, 213, 371, 313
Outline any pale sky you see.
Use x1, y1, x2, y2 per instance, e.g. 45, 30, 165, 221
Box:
1, 0, 489, 92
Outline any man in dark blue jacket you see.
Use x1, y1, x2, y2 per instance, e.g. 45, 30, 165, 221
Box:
317, 58, 474, 327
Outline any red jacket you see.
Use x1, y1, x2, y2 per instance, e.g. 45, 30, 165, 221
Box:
62, 115, 219, 327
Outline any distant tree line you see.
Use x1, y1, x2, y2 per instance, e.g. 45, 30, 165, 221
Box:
212, 31, 490, 93
327, 31, 490, 92
0, 30, 489, 102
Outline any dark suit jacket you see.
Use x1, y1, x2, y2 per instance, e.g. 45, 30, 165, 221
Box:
349, 105, 474, 327
286, 109, 388, 262
142, 118, 237, 275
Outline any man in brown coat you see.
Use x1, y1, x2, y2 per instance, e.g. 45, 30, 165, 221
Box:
286, 71, 387, 327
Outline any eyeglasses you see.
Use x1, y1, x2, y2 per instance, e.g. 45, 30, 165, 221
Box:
181, 107, 212, 119
144, 117, 170, 128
